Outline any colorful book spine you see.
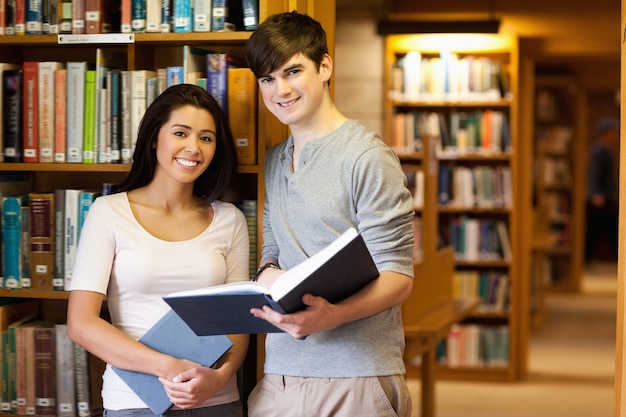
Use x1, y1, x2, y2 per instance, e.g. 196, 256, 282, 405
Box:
25, 0, 43, 34
78, 190, 99, 238
14, 0, 25, 35
82, 69, 97, 164
54, 68, 67, 163
160, 0, 171, 32
131, 0, 146, 32
38, 61, 64, 163
22, 61, 39, 163
166, 66, 184, 88
2, 69, 23, 163
172, 0, 191, 32
59, 0, 73, 33
207, 53, 230, 115
0, 0, 6, 35
120, 0, 131, 33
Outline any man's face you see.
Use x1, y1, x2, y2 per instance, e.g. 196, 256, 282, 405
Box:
256, 53, 331, 128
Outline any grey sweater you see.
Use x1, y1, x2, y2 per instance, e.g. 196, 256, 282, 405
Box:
261, 119, 415, 377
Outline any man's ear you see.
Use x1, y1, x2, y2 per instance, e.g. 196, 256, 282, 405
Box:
319, 53, 333, 83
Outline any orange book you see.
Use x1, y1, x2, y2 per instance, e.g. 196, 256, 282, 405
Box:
227, 67, 257, 165
54, 68, 67, 163
22, 61, 38, 163
14, 0, 25, 35
38, 62, 64, 163
121, 0, 131, 32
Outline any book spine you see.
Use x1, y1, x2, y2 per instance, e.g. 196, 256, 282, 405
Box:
84, 0, 101, 33
242, 200, 257, 279
66, 62, 86, 163
46, 0, 59, 34
0, 0, 6, 35
71, 0, 85, 33
63, 189, 80, 290
97, 69, 110, 163
14, 0, 25, 35
14, 324, 26, 415
19, 206, 30, 289
82, 69, 96, 164
33, 326, 56, 416
211, 0, 225, 31
227, 66, 257, 165
28, 193, 54, 291
207, 53, 228, 115
109, 69, 121, 163
130, 70, 153, 156
120, 70, 131, 164
54, 68, 67, 163
2, 69, 22, 162
120, 0, 131, 33
78, 191, 98, 237
73, 344, 91, 417
55, 324, 76, 417
193, 0, 211, 32
2, 196, 27, 289
52, 189, 65, 291
24, 325, 36, 415
172, 0, 191, 32
5, 0, 15, 35
25, 0, 43, 34
22, 62, 38, 163
59, 0, 72, 33
166, 66, 184, 88
241, 0, 258, 30
160, 0, 170, 32
130, 0, 145, 32
39, 62, 63, 163
145, 0, 161, 32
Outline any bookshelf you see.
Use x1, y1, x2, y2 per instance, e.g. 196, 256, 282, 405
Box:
383, 33, 527, 381
0, 1, 336, 414
531, 75, 586, 296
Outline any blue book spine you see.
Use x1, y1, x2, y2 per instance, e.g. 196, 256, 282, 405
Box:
241, 0, 258, 30
2, 195, 28, 289
206, 54, 228, 115
131, 0, 146, 32
110, 69, 122, 163
173, 0, 191, 32
78, 191, 99, 238
160, 0, 171, 32
211, 0, 225, 31
26, 0, 43, 34
166, 66, 184, 88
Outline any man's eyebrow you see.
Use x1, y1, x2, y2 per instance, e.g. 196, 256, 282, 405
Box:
283, 63, 305, 73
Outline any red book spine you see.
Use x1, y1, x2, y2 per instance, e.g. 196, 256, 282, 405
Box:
22, 62, 39, 163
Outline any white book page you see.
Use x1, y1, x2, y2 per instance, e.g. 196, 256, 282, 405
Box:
270, 227, 358, 301
167, 281, 269, 298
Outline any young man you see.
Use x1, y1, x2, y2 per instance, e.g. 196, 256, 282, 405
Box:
245, 11, 415, 417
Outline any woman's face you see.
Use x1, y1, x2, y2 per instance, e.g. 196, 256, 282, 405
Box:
154, 105, 218, 186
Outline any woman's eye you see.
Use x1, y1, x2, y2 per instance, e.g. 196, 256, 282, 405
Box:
200, 136, 214, 143
174, 131, 186, 137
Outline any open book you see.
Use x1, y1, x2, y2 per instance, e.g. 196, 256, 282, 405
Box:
164, 227, 379, 335
112, 310, 233, 416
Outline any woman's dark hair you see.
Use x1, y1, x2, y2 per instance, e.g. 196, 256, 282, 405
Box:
117, 83, 238, 204
245, 11, 328, 79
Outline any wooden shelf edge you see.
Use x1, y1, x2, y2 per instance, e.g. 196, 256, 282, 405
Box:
0, 289, 68, 299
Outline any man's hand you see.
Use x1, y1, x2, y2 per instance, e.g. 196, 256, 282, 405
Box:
250, 294, 340, 339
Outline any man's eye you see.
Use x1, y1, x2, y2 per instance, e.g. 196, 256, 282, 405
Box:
260, 77, 273, 84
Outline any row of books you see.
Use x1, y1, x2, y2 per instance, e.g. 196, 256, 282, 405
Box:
403, 168, 424, 210
392, 110, 512, 156
438, 324, 510, 369
0, 0, 258, 36
452, 270, 510, 313
438, 165, 513, 209
540, 157, 572, 187
444, 216, 512, 262
0, 48, 257, 165
0, 300, 98, 417
390, 51, 512, 103
0, 186, 109, 292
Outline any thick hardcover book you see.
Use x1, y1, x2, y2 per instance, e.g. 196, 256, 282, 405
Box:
73, 344, 91, 417
54, 324, 76, 417
52, 189, 65, 290
145, 0, 160, 32
28, 192, 55, 291
131, 0, 146, 32
3, 68, 23, 163
8, 315, 36, 413
2, 195, 29, 289
0, 63, 19, 162
241, 0, 258, 30
33, 323, 56, 416
164, 228, 380, 335
227, 66, 257, 165
25, 0, 43, 34
193, 0, 211, 32
172, 0, 191, 32
19, 206, 30, 289
85, 0, 102, 33
112, 309, 233, 416
71, 0, 85, 34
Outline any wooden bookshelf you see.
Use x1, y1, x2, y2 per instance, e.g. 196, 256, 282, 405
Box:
531, 75, 587, 295
383, 33, 527, 381
0, 1, 336, 415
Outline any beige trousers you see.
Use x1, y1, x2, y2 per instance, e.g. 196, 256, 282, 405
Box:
247, 374, 412, 417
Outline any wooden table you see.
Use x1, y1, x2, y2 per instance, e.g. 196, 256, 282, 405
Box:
403, 297, 481, 417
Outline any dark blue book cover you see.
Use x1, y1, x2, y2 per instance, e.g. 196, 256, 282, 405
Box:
112, 310, 233, 416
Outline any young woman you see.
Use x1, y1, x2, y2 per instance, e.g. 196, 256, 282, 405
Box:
67, 84, 249, 417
